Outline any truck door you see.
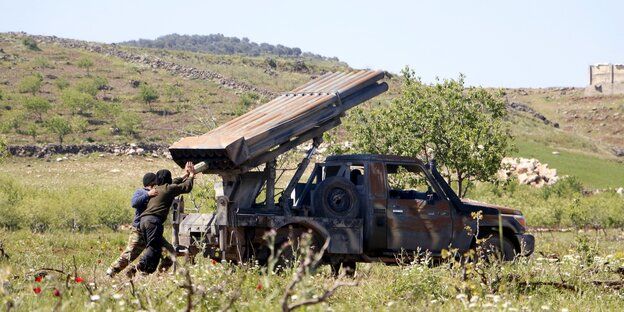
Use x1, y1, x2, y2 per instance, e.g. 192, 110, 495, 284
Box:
385, 163, 453, 253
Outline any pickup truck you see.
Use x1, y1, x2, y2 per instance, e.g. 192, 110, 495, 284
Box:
168, 70, 534, 274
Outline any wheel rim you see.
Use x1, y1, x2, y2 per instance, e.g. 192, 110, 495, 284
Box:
327, 187, 350, 212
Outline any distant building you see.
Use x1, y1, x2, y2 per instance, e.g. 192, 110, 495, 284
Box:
585, 64, 624, 96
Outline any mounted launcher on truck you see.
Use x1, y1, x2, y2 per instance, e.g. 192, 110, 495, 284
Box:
168, 70, 535, 272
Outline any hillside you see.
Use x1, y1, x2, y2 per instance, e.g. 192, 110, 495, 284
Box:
0, 32, 350, 145
0, 33, 623, 188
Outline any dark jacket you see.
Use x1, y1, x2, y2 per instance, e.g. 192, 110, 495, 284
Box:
130, 188, 150, 228
139, 176, 193, 221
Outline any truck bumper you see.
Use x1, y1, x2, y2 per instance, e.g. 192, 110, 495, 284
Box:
517, 233, 535, 256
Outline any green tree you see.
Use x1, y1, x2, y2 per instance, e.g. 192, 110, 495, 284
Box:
46, 116, 72, 145
138, 83, 159, 110
76, 57, 94, 76
116, 112, 141, 137
17, 74, 43, 95
21, 37, 40, 51
61, 89, 96, 115
24, 96, 51, 122
346, 67, 513, 197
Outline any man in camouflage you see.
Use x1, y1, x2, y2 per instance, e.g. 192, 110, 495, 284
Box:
106, 173, 175, 277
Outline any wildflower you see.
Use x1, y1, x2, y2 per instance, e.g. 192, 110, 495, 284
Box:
74, 277, 84, 283
256, 282, 262, 290
33, 287, 42, 294
35, 276, 42, 283
212, 259, 218, 265
53, 288, 61, 297
113, 293, 123, 300
90, 294, 101, 302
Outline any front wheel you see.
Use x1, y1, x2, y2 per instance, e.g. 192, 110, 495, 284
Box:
478, 235, 516, 261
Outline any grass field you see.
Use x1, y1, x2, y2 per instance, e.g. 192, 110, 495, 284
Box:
2, 229, 624, 311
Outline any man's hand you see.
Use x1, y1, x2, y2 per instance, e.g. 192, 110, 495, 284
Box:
148, 188, 159, 197
186, 161, 196, 178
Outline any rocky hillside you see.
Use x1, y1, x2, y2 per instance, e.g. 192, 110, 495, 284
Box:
0, 32, 350, 146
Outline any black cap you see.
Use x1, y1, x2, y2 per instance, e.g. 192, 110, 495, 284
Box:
143, 172, 157, 187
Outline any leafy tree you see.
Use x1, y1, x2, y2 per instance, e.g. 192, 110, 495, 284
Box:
346, 67, 513, 197
76, 57, 94, 75
46, 116, 72, 145
138, 83, 159, 110
24, 96, 51, 122
116, 112, 141, 137
21, 37, 41, 51
17, 74, 43, 95
61, 89, 96, 115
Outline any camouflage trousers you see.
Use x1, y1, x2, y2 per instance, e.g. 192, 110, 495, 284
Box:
107, 227, 175, 275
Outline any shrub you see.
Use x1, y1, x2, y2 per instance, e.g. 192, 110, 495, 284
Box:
23, 96, 50, 122
76, 57, 93, 75
53, 77, 70, 90
21, 37, 40, 51
45, 116, 72, 145
61, 88, 96, 115
0, 137, 8, 162
138, 83, 159, 110
116, 112, 141, 137
17, 74, 43, 95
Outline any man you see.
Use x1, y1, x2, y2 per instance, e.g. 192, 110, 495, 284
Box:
106, 173, 176, 277
133, 161, 196, 275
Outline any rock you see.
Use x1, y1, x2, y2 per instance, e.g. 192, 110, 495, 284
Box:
617, 187, 623, 195
552, 151, 560, 155
110, 169, 121, 173
498, 156, 559, 187
56, 157, 63, 162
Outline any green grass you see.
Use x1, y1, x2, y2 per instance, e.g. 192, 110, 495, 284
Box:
2, 229, 624, 311
513, 140, 624, 189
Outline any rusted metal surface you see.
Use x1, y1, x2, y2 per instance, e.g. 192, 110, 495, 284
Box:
169, 70, 388, 171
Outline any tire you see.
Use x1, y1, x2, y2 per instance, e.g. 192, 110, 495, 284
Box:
273, 227, 324, 272
479, 235, 516, 262
330, 259, 357, 278
313, 176, 360, 219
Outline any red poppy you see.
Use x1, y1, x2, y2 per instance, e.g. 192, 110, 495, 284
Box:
35, 276, 42, 283
256, 282, 262, 290
53, 288, 61, 297
33, 287, 42, 294
212, 259, 217, 265
74, 277, 84, 283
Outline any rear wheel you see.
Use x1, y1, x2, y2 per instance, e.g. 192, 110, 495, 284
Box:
273, 227, 325, 272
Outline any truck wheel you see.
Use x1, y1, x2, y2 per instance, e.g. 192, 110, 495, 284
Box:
479, 235, 516, 261
273, 227, 324, 272
330, 260, 356, 278
314, 176, 360, 219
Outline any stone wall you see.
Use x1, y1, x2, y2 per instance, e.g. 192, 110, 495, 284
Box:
7, 143, 170, 158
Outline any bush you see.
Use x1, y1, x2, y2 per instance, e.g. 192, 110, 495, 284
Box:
0, 137, 8, 162
21, 37, 40, 51
138, 83, 159, 110
76, 57, 93, 75
17, 74, 43, 95
23, 96, 51, 122
116, 112, 141, 137
53, 77, 70, 90
61, 88, 96, 115
45, 116, 72, 145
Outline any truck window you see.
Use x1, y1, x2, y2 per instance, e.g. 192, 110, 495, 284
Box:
386, 164, 436, 200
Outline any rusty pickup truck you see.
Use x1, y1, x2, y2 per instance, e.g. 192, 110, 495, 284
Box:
168, 70, 534, 273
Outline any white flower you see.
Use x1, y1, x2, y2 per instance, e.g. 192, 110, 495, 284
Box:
113, 293, 123, 300
541, 305, 550, 310
90, 294, 101, 302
